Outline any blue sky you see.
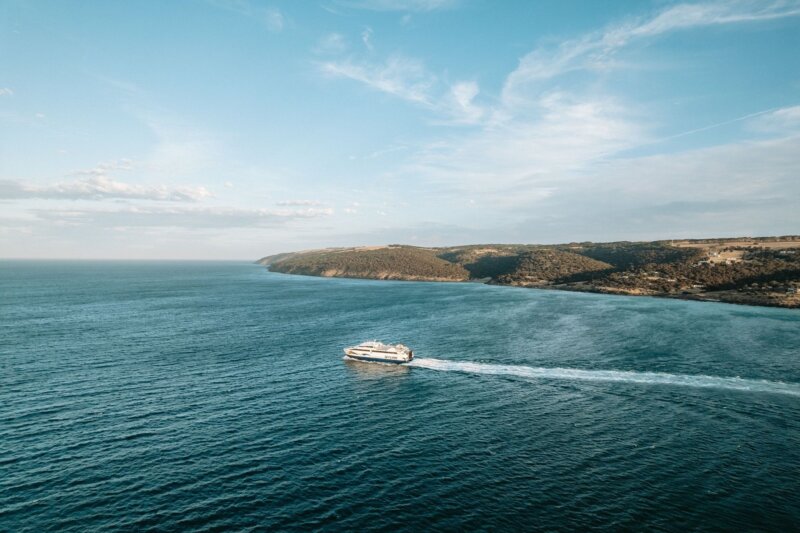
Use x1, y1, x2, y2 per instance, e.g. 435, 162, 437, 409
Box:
1, 0, 799, 259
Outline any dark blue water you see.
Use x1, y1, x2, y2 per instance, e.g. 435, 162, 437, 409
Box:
2, 261, 799, 531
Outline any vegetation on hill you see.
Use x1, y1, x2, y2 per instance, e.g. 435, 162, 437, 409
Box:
258, 237, 800, 308
261, 245, 469, 281
436, 245, 536, 279
564, 242, 702, 269
495, 249, 614, 284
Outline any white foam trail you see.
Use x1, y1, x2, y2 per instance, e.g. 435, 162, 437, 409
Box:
406, 358, 800, 397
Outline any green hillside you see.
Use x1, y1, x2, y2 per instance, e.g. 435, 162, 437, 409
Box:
261, 245, 469, 281
496, 249, 614, 284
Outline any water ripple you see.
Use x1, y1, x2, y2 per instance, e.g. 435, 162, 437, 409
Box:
2, 262, 799, 532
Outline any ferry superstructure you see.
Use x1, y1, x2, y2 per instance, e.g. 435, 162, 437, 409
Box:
343, 341, 413, 364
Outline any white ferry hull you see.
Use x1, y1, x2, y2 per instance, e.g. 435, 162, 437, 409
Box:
343, 348, 413, 364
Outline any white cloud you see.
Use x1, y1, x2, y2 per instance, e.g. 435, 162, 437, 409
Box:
361, 27, 374, 51
0, 176, 212, 202
364, 144, 408, 159
748, 105, 800, 133
628, 0, 800, 36
276, 199, 324, 206
518, 134, 800, 240
320, 55, 435, 105
320, 54, 486, 124
73, 158, 134, 176
339, 0, 457, 11
444, 81, 484, 124
503, 1, 800, 103
33, 205, 334, 228
344, 1, 800, 213
0, 88, 12, 97
313, 0, 800, 242
409, 92, 644, 199
589, 136, 799, 206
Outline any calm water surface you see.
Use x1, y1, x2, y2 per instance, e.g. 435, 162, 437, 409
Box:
2, 261, 799, 531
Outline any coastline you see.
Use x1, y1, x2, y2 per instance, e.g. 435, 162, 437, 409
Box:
258, 239, 800, 310
263, 266, 800, 309
539, 281, 800, 309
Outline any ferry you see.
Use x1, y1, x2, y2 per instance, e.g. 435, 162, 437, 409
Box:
344, 341, 413, 364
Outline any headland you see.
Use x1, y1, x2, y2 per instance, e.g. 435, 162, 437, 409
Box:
257, 237, 800, 308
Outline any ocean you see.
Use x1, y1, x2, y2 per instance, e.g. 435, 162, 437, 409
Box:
2, 261, 799, 531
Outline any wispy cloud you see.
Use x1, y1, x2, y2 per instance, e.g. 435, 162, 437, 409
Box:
749, 105, 800, 132
33, 205, 334, 228
526, 134, 800, 240
576, 136, 799, 210
0, 176, 212, 202
408, 91, 644, 200
319, 49, 486, 123
503, 0, 800, 103
320, 55, 436, 105
337, 0, 457, 12
208, 0, 284, 32
276, 199, 324, 206
333, 1, 800, 209
313, 0, 800, 229
361, 27, 374, 51
72, 159, 134, 176
92, 75, 224, 179
0, 88, 13, 97
364, 144, 408, 159
443, 81, 484, 124
1, 158, 212, 202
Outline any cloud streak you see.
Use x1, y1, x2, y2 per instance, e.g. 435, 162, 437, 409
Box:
0, 176, 212, 202
72, 159, 134, 176
749, 105, 800, 133
33, 205, 334, 228
319, 53, 486, 124
275, 200, 325, 206
337, 0, 457, 12
320, 55, 436, 105
503, 0, 800, 102
331, 1, 800, 210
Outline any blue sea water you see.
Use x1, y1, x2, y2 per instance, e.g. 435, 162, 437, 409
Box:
2, 261, 799, 531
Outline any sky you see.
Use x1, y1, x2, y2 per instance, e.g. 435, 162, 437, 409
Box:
1, 0, 799, 259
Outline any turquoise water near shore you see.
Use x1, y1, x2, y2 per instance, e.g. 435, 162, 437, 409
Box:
2, 261, 799, 531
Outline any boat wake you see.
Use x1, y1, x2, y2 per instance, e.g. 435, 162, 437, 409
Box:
405, 358, 800, 397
